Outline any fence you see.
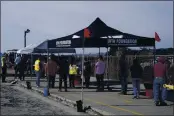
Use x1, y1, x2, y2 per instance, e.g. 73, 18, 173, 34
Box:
89, 55, 174, 82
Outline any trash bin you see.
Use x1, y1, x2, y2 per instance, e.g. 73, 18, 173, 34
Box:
166, 90, 174, 102
145, 89, 153, 98
44, 88, 49, 97
26, 81, 31, 89
76, 100, 83, 112
144, 83, 153, 98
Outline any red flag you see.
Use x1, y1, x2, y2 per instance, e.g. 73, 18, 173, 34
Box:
84, 28, 91, 38
155, 32, 161, 42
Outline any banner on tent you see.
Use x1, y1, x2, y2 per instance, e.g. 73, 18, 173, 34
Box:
48, 37, 155, 48
108, 38, 137, 46
56, 40, 72, 47
107, 38, 155, 47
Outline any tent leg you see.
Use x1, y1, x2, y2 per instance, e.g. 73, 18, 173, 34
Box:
30, 54, 32, 81
106, 47, 111, 91
153, 45, 156, 65
99, 47, 100, 55
47, 49, 50, 94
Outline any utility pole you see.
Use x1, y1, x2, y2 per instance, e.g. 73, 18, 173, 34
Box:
24, 29, 30, 47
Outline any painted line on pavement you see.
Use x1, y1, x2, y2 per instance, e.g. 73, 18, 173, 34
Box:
96, 93, 133, 104
67, 94, 143, 115
84, 98, 144, 116
124, 100, 133, 103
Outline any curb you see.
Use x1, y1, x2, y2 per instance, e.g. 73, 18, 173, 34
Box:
20, 83, 114, 116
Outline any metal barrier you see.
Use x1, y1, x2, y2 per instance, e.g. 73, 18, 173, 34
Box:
88, 55, 174, 82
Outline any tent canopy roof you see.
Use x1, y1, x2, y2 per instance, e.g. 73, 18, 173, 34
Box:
48, 17, 155, 48
17, 40, 76, 54
73, 17, 123, 37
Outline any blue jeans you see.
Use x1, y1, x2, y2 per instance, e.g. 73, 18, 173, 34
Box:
120, 77, 127, 93
132, 78, 140, 97
153, 77, 167, 102
35, 71, 41, 87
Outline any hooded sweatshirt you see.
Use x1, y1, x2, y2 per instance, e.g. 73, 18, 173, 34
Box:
154, 57, 166, 77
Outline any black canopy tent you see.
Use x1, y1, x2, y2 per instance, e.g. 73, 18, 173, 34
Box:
48, 18, 125, 104
47, 17, 155, 106
107, 33, 155, 47
48, 18, 123, 48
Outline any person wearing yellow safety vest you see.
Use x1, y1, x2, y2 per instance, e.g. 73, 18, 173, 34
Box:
34, 57, 43, 87
1, 53, 8, 83
69, 58, 78, 88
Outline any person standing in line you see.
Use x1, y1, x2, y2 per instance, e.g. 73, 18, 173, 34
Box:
14, 54, 21, 79
95, 55, 106, 92
119, 53, 129, 95
45, 54, 58, 88
18, 56, 26, 81
69, 57, 78, 88
153, 57, 168, 106
58, 55, 69, 92
1, 53, 8, 83
26, 58, 31, 75
167, 63, 174, 85
34, 57, 42, 87
165, 58, 171, 70
164, 58, 171, 83
84, 58, 92, 88
130, 59, 143, 99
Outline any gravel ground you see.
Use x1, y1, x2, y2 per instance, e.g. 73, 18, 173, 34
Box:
1, 83, 87, 115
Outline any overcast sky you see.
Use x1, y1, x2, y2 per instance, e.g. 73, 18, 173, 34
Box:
1, 1, 173, 54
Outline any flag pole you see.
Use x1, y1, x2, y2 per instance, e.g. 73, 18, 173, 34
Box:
81, 28, 90, 108
81, 34, 85, 109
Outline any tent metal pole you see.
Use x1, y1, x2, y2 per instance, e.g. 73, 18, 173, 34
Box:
153, 43, 156, 65
106, 36, 111, 90
99, 48, 100, 55
30, 53, 32, 81
173, 38, 174, 63
47, 48, 50, 92
106, 47, 109, 88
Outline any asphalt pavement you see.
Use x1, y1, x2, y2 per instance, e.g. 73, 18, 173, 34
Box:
2, 75, 174, 115
1, 83, 87, 115
17, 77, 174, 116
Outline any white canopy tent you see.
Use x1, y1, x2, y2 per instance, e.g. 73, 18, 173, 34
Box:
17, 40, 76, 54
17, 44, 33, 54
16, 40, 76, 83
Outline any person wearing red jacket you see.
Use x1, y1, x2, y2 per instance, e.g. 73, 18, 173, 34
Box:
153, 57, 167, 106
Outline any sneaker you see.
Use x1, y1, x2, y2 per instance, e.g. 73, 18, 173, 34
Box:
132, 96, 137, 99
136, 96, 140, 99
65, 90, 68, 92
160, 102, 168, 106
58, 89, 62, 92
155, 101, 160, 106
